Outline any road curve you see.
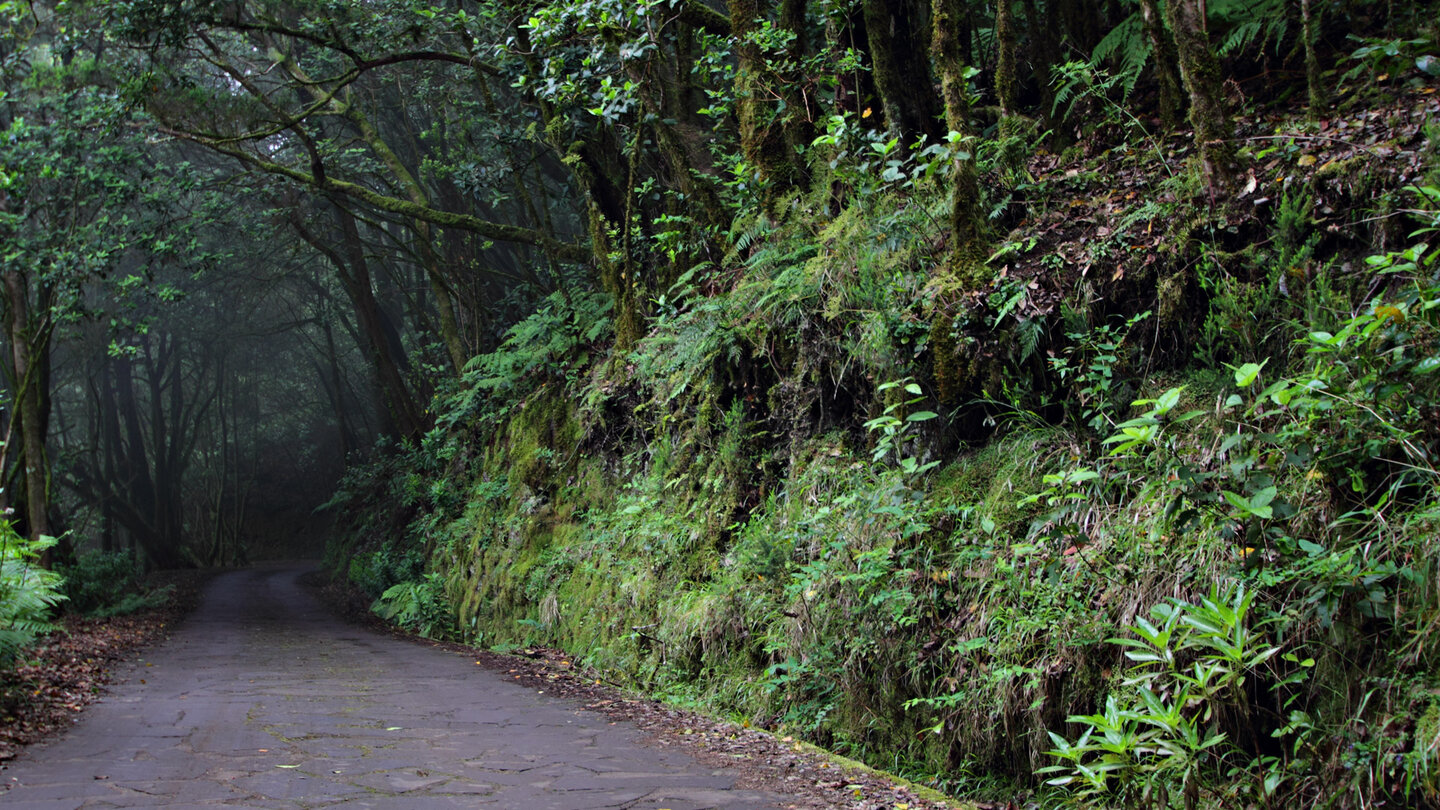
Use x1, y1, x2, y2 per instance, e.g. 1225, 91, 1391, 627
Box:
1, 564, 787, 809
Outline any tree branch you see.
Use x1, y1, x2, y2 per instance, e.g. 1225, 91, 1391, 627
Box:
158, 126, 590, 262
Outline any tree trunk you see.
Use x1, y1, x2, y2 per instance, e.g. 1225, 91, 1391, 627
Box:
3, 270, 52, 554
1139, 0, 1186, 129
1057, 0, 1105, 54
994, 0, 1018, 115
340, 89, 468, 374
931, 0, 984, 257
730, 0, 795, 197
270, 48, 471, 375
1300, 0, 1326, 117
827, 8, 881, 118
862, 0, 944, 145
1026, 0, 1061, 129
508, 19, 639, 348
291, 206, 427, 441
320, 313, 354, 461
777, 0, 817, 166
110, 354, 190, 570
98, 362, 125, 553
1169, 0, 1236, 189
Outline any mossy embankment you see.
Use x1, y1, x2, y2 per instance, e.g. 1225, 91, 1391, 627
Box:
328, 84, 1440, 806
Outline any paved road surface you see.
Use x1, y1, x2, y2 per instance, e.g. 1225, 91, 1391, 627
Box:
2, 564, 787, 809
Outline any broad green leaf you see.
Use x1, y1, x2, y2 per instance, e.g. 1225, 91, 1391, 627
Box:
1233, 361, 1265, 388
1250, 487, 1277, 509
1155, 387, 1181, 414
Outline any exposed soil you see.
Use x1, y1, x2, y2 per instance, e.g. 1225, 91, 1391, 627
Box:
989, 87, 1440, 334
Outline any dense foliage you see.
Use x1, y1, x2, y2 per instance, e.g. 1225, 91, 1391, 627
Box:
320, 2, 1440, 806
0, 522, 63, 664
2, 0, 1440, 806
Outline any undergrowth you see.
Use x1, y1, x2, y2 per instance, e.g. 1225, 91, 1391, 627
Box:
324, 57, 1440, 809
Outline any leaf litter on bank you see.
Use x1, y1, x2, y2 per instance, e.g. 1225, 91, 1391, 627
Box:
0, 570, 210, 765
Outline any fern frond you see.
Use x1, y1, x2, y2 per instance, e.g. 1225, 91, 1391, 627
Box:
1093, 12, 1143, 65
1016, 318, 1044, 364
1093, 14, 1150, 100
1212, 0, 1289, 56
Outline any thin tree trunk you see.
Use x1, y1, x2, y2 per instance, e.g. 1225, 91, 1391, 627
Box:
270, 46, 469, 375
1169, 0, 1237, 189
341, 92, 468, 374
99, 361, 125, 554
1139, 0, 1187, 129
1300, 0, 1326, 117
3, 270, 52, 554
777, 0, 817, 166
291, 207, 427, 440
931, 0, 985, 258
994, 0, 1018, 115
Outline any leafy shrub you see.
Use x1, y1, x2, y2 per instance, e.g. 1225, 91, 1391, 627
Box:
61, 550, 139, 615
372, 572, 455, 640
347, 543, 425, 599
87, 587, 174, 619
1041, 586, 1297, 807
1015, 242, 1440, 804
439, 289, 612, 428
0, 524, 65, 666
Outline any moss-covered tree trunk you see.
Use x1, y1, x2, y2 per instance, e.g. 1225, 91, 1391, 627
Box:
1139, 0, 1186, 129
273, 49, 471, 375
777, 0, 816, 165
3, 269, 53, 555
929, 0, 988, 407
1169, 0, 1237, 188
1300, 0, 1326, 117
730, 0, 806, 200
862, 0, 943, 145
931, 0, 984, 258
507, 20, 640, 349
339, 91, 468, 374
994, 0, 1018, 116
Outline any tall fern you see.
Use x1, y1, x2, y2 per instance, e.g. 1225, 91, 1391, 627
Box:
1211, 0, 1291, 56
1092, 11, 1151, 99
0, 525, 66, 666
